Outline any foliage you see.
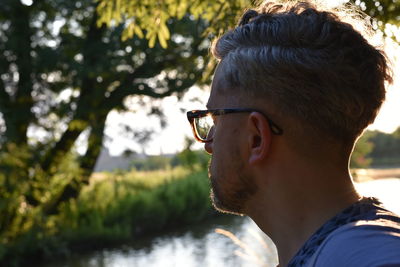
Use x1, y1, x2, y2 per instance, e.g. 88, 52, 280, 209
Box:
96, 0, 253, 48
351, 0, 400, 42
1, 0, 399, 263
0, 0, 210, 241
128, 147, 210, 171
351, 127, 400, 168
99, 0, 400, 46
366, 127, 400, 166
172, 137, 210, 170
0, 144, 82, 248
353, 0, 400, 26
350, 132, 374, 168
0, 167, 214, 266
130, 155, 173, 171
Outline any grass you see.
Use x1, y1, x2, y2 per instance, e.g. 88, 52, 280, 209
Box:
61, 166, 214, 241
1, 166, 216, 266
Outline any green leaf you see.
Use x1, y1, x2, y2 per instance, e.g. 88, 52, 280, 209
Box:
160, 23, 170, 40
148, 34, 157, 48
134, 25, 144, 39
158, 31, 168, 48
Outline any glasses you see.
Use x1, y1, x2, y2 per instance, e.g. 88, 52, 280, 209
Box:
186, 108, 283, 143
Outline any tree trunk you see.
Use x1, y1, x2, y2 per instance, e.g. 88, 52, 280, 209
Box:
3, 2, 34, 146
40, 9, 106, 175
41, 119, 89, 174
42, 112, 108, 215
79, 114, 108, 181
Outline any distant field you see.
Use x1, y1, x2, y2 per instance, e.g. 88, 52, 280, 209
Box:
89, 167, 400, 184
89, 166, 194, 188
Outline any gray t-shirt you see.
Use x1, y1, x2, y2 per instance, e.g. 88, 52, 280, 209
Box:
288, 197, 400, 267
306, 219, 400, 267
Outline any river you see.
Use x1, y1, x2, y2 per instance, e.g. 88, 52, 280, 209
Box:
43, 178, 400, 267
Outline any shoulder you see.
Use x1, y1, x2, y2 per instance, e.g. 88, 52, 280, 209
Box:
309, 218, 400, 267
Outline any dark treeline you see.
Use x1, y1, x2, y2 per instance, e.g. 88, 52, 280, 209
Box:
351, 127, 400, 168
364, 127, 400, 167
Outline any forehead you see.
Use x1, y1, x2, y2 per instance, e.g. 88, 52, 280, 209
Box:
207, 63, 233, 108
207, 62, 251, 109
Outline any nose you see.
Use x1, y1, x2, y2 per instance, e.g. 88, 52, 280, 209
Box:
204, 126, 214, 154
204, 140, 213, 154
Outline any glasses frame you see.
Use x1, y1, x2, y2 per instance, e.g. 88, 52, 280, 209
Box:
186, 108, 283, 143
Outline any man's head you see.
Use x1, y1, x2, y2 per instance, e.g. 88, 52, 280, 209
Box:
211, 0, 392, 145
194, 0, 392, 215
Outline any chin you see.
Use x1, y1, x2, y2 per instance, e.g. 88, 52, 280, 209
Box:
208, 158, 253, 216
210, 181, 246, 216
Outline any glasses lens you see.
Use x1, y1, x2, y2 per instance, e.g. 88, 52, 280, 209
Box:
194, 115, 213, 141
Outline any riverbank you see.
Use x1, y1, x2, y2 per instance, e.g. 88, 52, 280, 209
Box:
1, 167, 217, 267
39, 174, 400, 267
353, 167, 400, 182
4, 166, 399, 266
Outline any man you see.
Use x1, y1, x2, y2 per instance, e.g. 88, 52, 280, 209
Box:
186, 1, 400, 266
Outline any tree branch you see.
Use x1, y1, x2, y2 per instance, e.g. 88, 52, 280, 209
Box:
0, 80, 10, 113
41, 120, 88, 173
41, 5, 107, 174
100, 49, 190, 111
79, 115, 107, 178
6, 2, 34, 145
43, 113, 108, 215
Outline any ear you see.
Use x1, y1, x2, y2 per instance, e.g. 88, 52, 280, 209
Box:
247, 112, 272, 165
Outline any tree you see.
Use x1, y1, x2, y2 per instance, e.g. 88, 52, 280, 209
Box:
95, 0, 252, 48
0, 0, 210, 240
367, 127, 400, 165
351, 128, 400, 168
1, 0, 399, 245
352, 0, 400, 42
351, 132, 374, 168
97, 0, 400, 46
354, 0, 400, 26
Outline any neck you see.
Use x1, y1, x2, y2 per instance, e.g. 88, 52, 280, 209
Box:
245, 160, 360, 267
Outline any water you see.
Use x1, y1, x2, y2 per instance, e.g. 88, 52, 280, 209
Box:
356, 178, 400, 215
43, 216, 278, 267
43, 178, 400, 267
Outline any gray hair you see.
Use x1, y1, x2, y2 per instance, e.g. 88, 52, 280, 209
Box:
212, 1, 392, 144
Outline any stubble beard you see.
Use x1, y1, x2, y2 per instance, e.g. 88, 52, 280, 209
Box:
208, 159, 257, 216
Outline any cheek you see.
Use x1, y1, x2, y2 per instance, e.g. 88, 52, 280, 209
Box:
210, 119, 246, 167
211, 140, 240, 176
213, 127, 241, 157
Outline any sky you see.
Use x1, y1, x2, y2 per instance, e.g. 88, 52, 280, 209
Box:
101, 1, 400, 156
104, 86, 209, 156
105, 48, 400, 156
367, 39, 400, 133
